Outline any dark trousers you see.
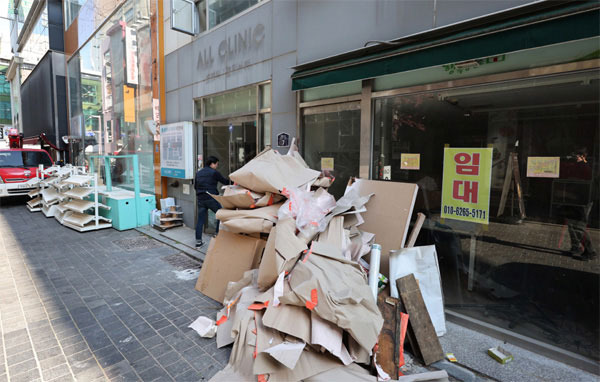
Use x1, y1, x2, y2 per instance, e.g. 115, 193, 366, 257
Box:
196, 198, 222, 241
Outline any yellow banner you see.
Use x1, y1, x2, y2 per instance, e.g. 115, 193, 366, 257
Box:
441, 147, 493, 224
123, 85, 136, 123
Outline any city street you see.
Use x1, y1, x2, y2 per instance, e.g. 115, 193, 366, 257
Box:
0, 198, 228, 381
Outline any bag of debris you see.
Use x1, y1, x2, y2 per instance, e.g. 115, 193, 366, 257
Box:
278, 187, 336, 239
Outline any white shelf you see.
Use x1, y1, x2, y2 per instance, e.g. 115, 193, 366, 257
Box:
63, 187, 94, 200
64, 175, 93, 186
27, 188, 40, 198
40, 188, 60, 203
63, 199, 94, 213
63, 221, 112, 232
27, 197, 42, 208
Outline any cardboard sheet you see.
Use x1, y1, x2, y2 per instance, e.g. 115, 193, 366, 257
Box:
195, 231, 266, 303
346, 179, 419, 276
257, 218, 307, 291
229, 149, 320, 194
222, 218, 274, 234
216, 271, 262, 348
263, 342, 306, 370
304, 363, 377, 381
216, 203, 281, 223
279, 241, 383, 353
254, 311, 341, 381
311, 312, 353, 365
262, 283, 311, 344
189, 316, 217, 338
212, 186, 284, 209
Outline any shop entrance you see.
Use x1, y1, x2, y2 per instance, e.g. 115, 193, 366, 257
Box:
202, 115, 258, 179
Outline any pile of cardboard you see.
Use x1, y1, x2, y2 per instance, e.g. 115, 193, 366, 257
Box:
193, 146, 440, 381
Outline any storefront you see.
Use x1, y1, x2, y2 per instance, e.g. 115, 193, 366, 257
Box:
193, 82, 272, 179
293, 2, 600, 368
66, 0, 155, 194
164, 0, 294, 228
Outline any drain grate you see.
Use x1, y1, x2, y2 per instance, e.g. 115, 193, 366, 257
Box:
113, 236, 165, 251
162, 252, 202, 270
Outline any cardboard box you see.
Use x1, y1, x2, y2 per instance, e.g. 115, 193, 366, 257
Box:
195, 231, 266, 303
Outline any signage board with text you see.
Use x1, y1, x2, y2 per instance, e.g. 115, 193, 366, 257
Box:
441, 147, 493, 224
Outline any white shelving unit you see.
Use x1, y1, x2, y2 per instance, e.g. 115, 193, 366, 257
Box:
26, 165, 112, 232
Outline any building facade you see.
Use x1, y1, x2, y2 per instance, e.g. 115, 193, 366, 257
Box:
7, 0, 68, 157
64, 0, 158, 194
164, 0, 599, 370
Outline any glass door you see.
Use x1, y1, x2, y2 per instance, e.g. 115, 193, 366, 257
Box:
203, 115, 257, 181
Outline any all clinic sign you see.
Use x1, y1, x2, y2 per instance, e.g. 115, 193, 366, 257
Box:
196, 23, 265, 71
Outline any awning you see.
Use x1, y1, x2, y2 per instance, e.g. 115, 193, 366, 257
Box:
291, 2, 600, 91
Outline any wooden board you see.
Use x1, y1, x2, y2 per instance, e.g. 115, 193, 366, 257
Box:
497, 153, 513, 217
396, 274, 444, 366
376, 292, 400, 377
406, 212, 426, 248
511, 153, 526, 219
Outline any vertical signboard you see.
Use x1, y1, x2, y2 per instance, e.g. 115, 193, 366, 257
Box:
441, 148, 493, 224
125, 27, 139, 86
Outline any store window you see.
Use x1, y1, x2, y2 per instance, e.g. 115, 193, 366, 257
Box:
67, 0, 154, 193
372, 70, 600, 359
171, 0, 263, 36
301, 103, 361, 198
195, 82, 271, 179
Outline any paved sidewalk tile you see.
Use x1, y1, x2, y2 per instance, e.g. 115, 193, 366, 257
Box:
0, 199, 229, 381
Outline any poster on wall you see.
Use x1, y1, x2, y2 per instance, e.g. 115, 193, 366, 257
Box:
401, 153, 420, 170
160, 122, 194, 179
441, 147, 493, 224
526, 157, 560, 178
321, 157, 334, 171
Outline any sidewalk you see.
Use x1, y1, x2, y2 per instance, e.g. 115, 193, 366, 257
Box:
139, 223, 599, 382
0, 199, 229, 381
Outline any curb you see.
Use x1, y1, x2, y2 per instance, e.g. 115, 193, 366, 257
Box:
136, 226, 207, 263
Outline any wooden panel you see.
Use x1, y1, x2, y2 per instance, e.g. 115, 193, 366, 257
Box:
376, 292, 400, 377
396, 274, 444, 366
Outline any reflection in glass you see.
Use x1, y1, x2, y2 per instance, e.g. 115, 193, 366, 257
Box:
67, 0, 154, 193
302, 107, 360, 199
372, 73, 600, 359
207, 0, 260, 29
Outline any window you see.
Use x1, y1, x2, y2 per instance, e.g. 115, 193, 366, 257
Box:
0, 151, 52, 167
64, 0, 85, 30
171, 0, 198, 36
171, 0, 262, 35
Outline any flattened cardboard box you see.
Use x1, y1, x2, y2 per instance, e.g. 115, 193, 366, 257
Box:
346, 178, 418, 276
195, 231, 266, 303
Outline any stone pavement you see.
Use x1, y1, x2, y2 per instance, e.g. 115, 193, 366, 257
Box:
0, 198, 229, 381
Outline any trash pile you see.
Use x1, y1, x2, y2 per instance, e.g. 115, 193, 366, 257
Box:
190, 143, 449, 381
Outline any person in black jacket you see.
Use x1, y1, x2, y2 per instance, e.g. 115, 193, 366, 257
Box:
194, 156, 229, 247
